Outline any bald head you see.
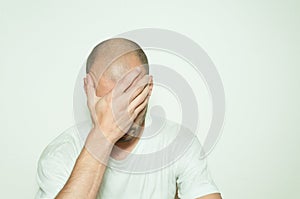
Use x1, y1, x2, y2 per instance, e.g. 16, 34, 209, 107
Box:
86, 38, 149, 83
85, 38, 149, 97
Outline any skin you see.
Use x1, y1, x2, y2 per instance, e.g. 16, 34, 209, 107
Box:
56, 51, 221, 199
94, 53, 150, 143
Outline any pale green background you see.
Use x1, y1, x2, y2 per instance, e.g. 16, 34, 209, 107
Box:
0, 0, 299, 198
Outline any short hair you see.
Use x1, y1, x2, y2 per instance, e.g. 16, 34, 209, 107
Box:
86, 38, 148, 74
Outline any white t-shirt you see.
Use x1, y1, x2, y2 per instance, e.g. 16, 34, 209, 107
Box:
35, 116, 219, 199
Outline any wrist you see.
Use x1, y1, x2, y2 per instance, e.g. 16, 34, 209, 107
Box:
84, 127, 115, 164
92, 124, 121, 144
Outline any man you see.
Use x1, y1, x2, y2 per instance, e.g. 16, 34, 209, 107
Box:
36, 38, 222, 199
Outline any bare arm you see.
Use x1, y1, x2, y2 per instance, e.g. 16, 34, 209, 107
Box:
196, 193, 222, 199
174, 188, 221, 199
56, 138, 111, 199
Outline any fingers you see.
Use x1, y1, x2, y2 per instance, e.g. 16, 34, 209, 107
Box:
126, 75, 150, 102
127, 80, 151, 117
129, 76, 152, 120
115, 115, 133, 134
114, 66, 142, 94
131, 93, 150, 120
112, 74, 151, 134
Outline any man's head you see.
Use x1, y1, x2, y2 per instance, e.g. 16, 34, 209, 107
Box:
86, 38, 151, 142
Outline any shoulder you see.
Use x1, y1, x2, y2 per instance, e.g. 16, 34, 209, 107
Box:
36, 123, 87, 197
39, 125, 82, 162
36, 121, 91, 178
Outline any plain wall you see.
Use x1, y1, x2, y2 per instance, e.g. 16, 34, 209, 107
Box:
0, 0, 299, 198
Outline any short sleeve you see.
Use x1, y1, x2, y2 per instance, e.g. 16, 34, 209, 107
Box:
35, 128, 81, 199
175, 136, 220, 199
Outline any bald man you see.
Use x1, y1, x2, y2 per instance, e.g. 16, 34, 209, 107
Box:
35, 38, 222, 199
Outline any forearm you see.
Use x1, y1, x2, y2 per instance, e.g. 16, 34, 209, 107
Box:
197, 193, 222, 199
56, 128, 114, 199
